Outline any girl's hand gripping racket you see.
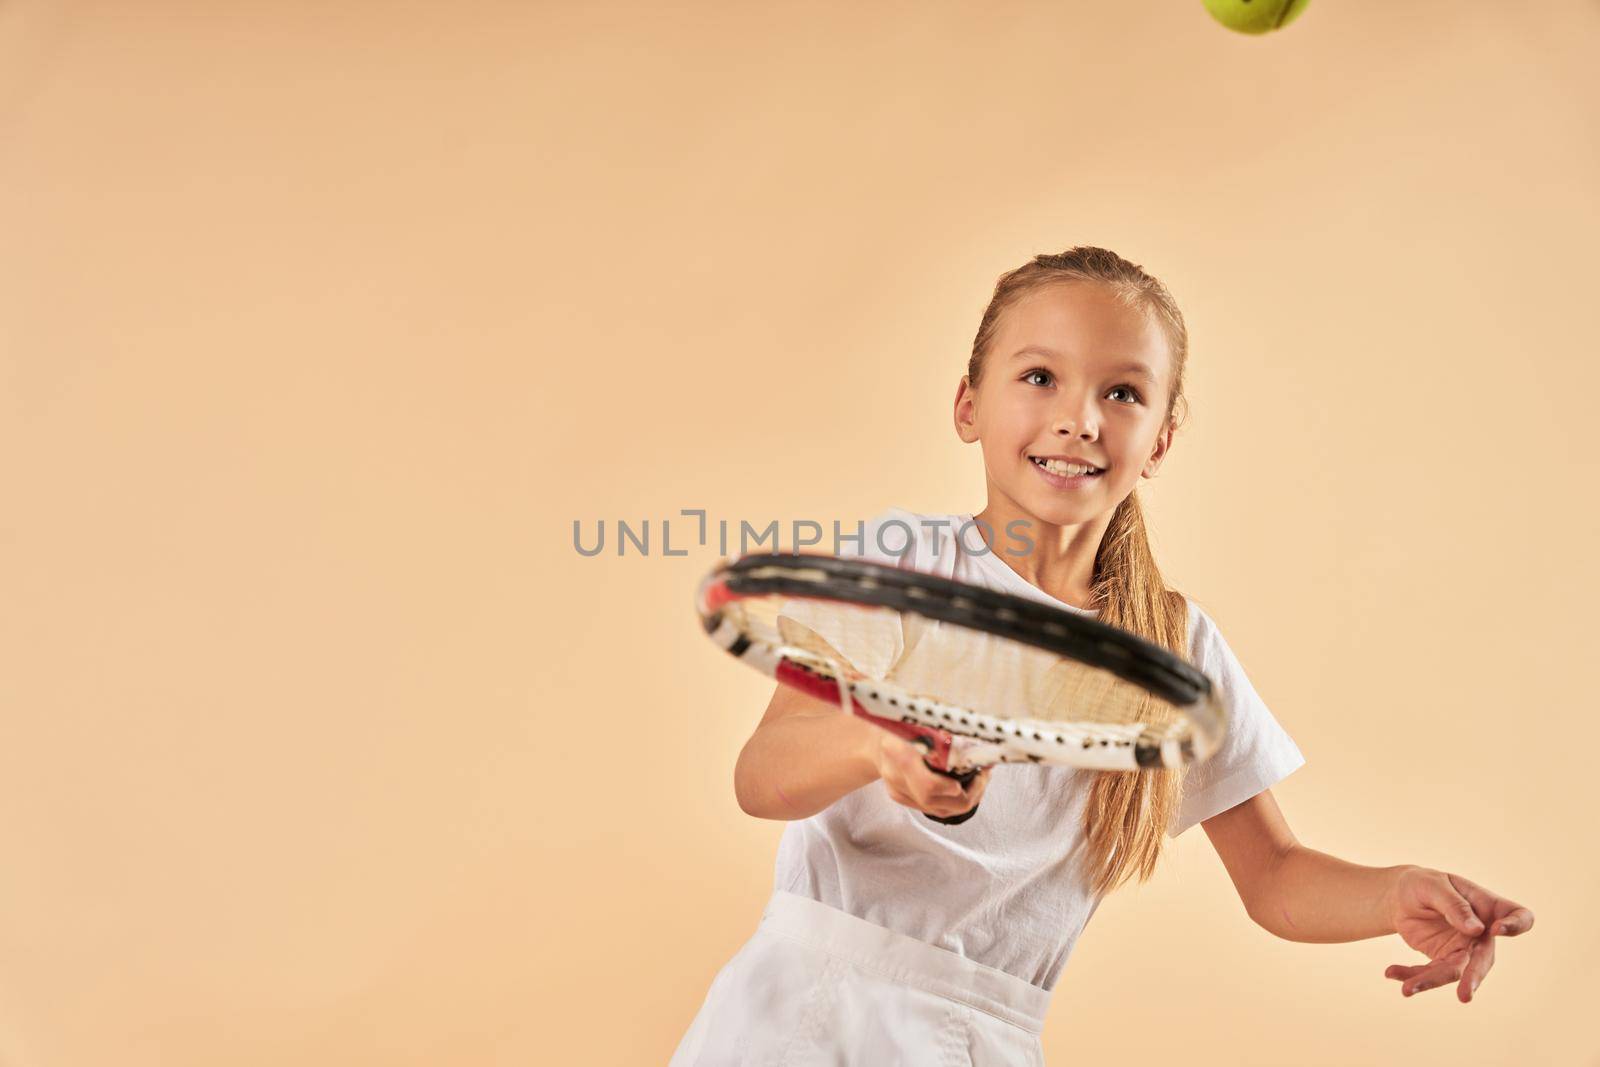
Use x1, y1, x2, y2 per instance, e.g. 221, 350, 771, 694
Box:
696, 553, 1228, 826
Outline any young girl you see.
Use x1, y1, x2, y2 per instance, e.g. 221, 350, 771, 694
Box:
671, 248, 1533, 1066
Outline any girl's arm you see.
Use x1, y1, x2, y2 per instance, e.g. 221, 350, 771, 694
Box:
733, 685, 881, 819
1204, 791, 1535, 1001
1202, 791, 1402, 942
733, 684, 988, 821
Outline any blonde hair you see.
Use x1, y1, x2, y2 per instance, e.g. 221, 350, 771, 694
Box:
967, 247, 1193, 897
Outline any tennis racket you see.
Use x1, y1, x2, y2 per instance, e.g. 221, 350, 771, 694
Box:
697, 552, 1227, 825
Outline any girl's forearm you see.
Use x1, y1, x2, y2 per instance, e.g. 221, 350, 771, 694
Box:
734, 712, 883, 820
1251, 845, 1412, 943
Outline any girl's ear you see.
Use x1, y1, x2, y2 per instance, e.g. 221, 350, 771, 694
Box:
1142, 418, 1176, 478
953, 376, 981, 443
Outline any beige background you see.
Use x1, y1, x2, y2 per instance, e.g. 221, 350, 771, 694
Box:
3, 1, 1597, 1064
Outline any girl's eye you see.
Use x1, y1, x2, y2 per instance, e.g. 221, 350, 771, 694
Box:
1024, 369, 1142, 405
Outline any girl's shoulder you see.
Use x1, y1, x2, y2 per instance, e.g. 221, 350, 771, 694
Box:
851, 509, 1240, 668
1172, 594, 1261, 683
848, 506, 952, 567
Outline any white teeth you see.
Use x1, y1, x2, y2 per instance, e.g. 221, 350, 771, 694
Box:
1033, 458, 1100, 476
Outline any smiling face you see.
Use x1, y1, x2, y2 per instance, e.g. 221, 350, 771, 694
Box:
955, 281, 1177, 530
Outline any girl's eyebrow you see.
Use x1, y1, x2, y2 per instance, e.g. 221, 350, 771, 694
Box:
1007, 345, 1158, 385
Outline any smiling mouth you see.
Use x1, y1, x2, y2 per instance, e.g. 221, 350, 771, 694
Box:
1029, 457, 1104, 477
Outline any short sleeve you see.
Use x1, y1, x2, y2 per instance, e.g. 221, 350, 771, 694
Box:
1168, 604, 1305, 838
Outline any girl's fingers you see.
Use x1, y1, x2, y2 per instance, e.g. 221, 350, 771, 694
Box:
883, 747, 989, 816
926, 777, 983, 817
1457, 933, 1497, 1002
944, 768, 990, 813
883, 752, 959, 802
1388, 946, 1469, 997
966, 772, 990, 806
1493, 907, 1535, 937
924, 785, 978, 818
904, 755, 965, 799
1410, 952, 1471, 997
1431, 876, 1486, 936
885, 778, 972, 818
1402, 962, 1462, 997
1452, 875, 1534, 938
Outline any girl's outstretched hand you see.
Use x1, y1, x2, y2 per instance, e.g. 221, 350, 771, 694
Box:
1383, 866, 1534, 1003
871, 733, 990, 822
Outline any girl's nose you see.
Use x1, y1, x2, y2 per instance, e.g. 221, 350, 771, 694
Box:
1053, 393, 1100, 438
1053, 413, 1098, 439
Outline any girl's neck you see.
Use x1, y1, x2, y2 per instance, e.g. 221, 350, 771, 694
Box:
972, 500, 1112, 609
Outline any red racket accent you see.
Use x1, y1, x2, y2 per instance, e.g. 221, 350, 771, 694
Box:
773, 658, 958, 771
700, 579, 735, 615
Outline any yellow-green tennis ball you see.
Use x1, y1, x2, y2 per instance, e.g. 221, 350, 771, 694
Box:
1202, 0, 1310, 34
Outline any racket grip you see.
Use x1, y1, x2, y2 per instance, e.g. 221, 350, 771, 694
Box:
922, 763, 980, 826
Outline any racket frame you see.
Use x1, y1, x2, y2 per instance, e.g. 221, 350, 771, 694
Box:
698, 553, 1227, 774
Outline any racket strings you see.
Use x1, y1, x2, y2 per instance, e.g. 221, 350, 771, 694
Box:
725, 596, 1187, 737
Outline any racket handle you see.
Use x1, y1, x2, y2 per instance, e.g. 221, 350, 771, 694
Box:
922, 763, 980, 826
892, 731, 981, 825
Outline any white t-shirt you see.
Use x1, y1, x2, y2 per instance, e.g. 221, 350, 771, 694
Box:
771, 507, 1306, 991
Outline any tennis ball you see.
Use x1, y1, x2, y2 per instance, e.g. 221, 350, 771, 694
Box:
1202, 0, 1310, 35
